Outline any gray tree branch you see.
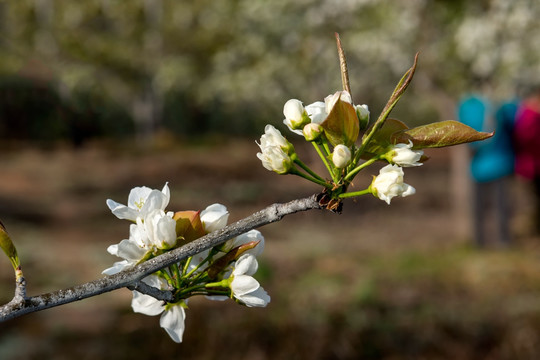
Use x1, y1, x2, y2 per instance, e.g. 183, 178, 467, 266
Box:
0, 194, 322, 322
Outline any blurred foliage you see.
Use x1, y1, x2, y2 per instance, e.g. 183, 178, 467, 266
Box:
0, 0, 539, 143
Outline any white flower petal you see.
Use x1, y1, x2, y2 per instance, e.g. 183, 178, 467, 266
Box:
236, 287, 271, 308
231, 275, 260, 296
305, 101, 327, 124
233, 254, 258, 276
127, 186, 153, 210
131, 291, 165, 316
160, 305, 186, 343
106, 244, 119, 256
106, 199, 138, 220
200, 204, 229, 233
102, 260, 133, 275
116, 239, 148, 261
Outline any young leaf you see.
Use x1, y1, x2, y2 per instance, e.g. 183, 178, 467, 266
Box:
321, 97, 359, 147
173, 211, 206, 245
357, 53, 419, 158
206, 241, 260, 279
361, 118, 409, 159
0, 220, 19, 271
391, 120, 494, 148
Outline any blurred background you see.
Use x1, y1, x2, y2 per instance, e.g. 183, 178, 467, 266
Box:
1, 0, 540, 359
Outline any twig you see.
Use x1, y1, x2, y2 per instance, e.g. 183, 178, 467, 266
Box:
0, 195, 322, 322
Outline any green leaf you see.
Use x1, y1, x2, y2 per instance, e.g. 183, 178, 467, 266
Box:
359, 53, 418, 153
361, 118, 409, 159
321, 97, 359, 147
391, 120, 494, 148
0, 220, 19, 271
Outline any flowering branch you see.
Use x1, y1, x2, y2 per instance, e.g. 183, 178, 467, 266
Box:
0, 195, 321, 323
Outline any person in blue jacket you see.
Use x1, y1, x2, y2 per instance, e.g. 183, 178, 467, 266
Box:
458, 94, 517, 247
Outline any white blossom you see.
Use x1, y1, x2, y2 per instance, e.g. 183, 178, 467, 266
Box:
390, 141, 423, 167
256, 144, 293, 174
200, 203, 229, 233
371, 164, 416, 204
332, 144, 352, 168
229, 254, 270, 307
302, 123, 323, 141
283, 99, 307, 130
102, 209, 177, 275
131, 275, 187, 343
106, 183, 170, 221
258, 125, 292, 154
305, 101, 327, 124
355, 104, 370, 125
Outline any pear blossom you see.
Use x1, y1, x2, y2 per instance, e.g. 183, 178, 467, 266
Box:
285, 101, 326, 135
228, 254, 270, 307
371, 164, 416, 204
106, 183, 170, 221
283, 99, 308, 131
388, 141, 424, 167
200, 203, 229, 233
305, 101, 327, 124
302, 123, 323, 141
256, 144, 293, 174
102, 209, 177, 275
355, 104, 370, 128
332, 144, 352, 168
131, 275, 187, 343
259, 125, 290, 150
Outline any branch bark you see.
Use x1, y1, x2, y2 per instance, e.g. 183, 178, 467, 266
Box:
0, 194, 322, 322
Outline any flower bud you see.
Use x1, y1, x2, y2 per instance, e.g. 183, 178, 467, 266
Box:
387, 141, 423, 167
259, 125, 294, 155
256, 145, 293, 174
355, 104, 370, 130
370, 164, 415, 204
302, 123, 323, 142
332, 144, 352, 168
283, 99, 309, 130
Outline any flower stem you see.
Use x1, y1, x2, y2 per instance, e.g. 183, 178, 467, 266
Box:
171, 263, 182, 289
312, 142, 338, 183
344, 157, 379, 182
182, 256, 192, 275
293, 158, 325, 182
158, 269, 174, 288
184, 252, 213, 279
290, 167, 332, 188
339, 188, 372, 199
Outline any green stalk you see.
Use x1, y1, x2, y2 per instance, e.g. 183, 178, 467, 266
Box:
158, 269, 175, 288
171, 263, 182, 289
312, 142, 335, 181
290, 167, 332, 188
339, 188, 372, 199
182, 256, 193, 275
344, 156, 379, 182
293, 157, 325, 182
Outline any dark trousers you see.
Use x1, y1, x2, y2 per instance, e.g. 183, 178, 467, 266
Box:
472, 177, 511, 247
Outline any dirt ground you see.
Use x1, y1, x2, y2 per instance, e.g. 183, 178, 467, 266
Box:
1, 138, 540, 360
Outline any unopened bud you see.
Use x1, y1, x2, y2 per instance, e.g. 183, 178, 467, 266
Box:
303, 123, 323, 142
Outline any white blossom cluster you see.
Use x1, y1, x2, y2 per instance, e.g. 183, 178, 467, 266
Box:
257, 92, 424, 205
103, 184, 270, 343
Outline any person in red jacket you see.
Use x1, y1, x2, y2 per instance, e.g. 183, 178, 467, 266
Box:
514, 86, 540, 235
